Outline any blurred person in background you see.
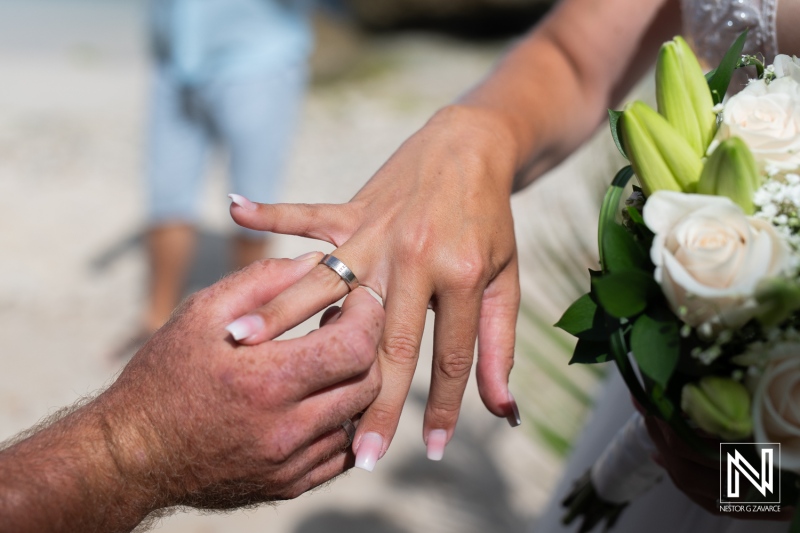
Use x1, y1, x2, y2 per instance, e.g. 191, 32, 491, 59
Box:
132, 0, 313, 348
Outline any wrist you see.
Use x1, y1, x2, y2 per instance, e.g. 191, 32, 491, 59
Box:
98, 383, 182, 511
0, 396, 157, 532
427, 103, 524, 194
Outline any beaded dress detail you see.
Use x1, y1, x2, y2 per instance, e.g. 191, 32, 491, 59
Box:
681, 0, 778, 79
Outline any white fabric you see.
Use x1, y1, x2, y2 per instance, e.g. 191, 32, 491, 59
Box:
680, 0, 779, 67
590, 412, 663, 504
681, 0, 779, 91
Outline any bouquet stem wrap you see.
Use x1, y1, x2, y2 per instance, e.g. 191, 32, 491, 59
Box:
591, 412, 663, 504
562, 411, 664, 532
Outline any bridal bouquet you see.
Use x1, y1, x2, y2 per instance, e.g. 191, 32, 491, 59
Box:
558, 32, 800, 531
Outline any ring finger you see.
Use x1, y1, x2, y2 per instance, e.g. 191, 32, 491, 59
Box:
351, 274, 431, 472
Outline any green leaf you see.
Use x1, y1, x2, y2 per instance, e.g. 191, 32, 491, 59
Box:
598, 166, 635, 273
602, 223, 648, 273
608, 109, 628, 160
554, 294, 610, 341
649, 383, 676, 420
626, 206, 645, 225
569, 339, 610, 365
555, 293, 596, 336
592, 270, 659, 318
630, 313, 680, 388
707, 30, 748, 105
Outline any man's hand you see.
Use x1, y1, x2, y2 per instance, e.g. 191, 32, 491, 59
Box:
0, 254, 384, 532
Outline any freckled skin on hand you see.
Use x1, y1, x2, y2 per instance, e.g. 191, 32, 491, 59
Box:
0, 261, 385, 532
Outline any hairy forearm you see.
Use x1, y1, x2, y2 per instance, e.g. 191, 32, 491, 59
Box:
0, 394, 155, 533
456, 0, 680, 189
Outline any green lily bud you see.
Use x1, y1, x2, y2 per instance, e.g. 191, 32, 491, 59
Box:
697, 137, 760, 214
755, 278, 800, 328
681, 377, 752, 440
656, 36, 717, 156
622, 101, 703, 195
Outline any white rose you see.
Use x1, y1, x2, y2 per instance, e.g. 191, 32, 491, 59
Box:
773, 54, 800, 82
752, 355, 800, 474
644, 191, 788, 330
713, 76, 800, 173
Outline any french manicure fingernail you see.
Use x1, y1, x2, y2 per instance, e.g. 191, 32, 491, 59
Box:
507, 390, 521, 428
355, 432, 383, 472
426, 429, 448, 461
228, 193, 257, 211
225, 315, 264, 341
293, 251, 320, 262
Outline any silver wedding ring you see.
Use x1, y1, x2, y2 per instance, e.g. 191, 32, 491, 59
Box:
320, 254, 359, 291
341, 418, 356, 448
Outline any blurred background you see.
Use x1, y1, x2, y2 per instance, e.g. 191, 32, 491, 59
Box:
0, 0, 628, 531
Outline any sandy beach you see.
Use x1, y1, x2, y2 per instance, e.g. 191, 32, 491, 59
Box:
0, 1, 626, 531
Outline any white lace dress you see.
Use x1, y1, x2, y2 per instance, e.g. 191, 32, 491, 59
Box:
532, 1, 785, 531
681, 0, 778, 68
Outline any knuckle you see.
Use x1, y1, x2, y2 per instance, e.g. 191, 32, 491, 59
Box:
446, 255, 487, 289
436, 350, 474, 381
180, 290, 207, 311
397, 224, 434, 261
263, 447, 292, 466
381, 329, 420, 366
262, 436, 297, 465
427, 402, 461, 423
269, 469, 296, 492
347, 327, 379, 370
365, 402, 398, 430
321, 330, 372, 375
172, 290, 216, 324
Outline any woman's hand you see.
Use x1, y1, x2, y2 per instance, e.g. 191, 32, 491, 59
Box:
226, 104, 523, 469
222, 0, 682, 470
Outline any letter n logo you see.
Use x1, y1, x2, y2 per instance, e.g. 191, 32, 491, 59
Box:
720, 443, 780, 504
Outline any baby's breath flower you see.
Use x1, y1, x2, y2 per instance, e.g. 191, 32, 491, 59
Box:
731, 328, 800, 369
753, 175, 800, 274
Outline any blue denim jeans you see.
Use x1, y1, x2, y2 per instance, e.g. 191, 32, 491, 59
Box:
145, 65, 307, 238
